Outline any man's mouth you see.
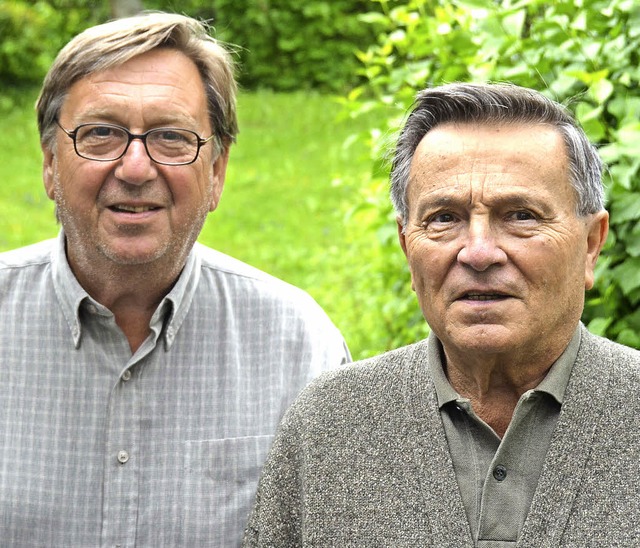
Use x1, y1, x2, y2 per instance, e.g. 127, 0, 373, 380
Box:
109, 204, 160, 213
462, 293, 509, 301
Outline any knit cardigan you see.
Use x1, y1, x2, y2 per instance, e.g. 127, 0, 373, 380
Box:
244, 326, 640, 547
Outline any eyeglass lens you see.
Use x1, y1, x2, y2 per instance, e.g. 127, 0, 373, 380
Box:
74, 125, 200, 164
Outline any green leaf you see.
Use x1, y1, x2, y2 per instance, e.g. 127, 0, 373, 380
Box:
501, 9, 526, 37
612, 257, 640, 296
617, 328, 640, 348
610, 193, 640, 224
358, 12, 390, 25
628, 222, 640, 257
587, 316, 613, 336
589, 78, 614, 104
454, 0, 494, 8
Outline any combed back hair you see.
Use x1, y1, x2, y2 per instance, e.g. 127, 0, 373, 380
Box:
391, 82, 605, 226
37, 12, 238, 154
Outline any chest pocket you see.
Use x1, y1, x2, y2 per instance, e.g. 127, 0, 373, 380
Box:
182, 435, 274, 546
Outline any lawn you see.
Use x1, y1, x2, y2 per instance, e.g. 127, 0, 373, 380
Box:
0, 89, 398, 358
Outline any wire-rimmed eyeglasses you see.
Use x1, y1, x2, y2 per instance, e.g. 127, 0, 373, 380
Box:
55, 120, 217, 166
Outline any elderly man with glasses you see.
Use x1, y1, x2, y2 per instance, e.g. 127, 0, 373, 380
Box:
0, 13, 349, 547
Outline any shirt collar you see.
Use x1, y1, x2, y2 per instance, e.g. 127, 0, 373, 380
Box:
156, 243, 201, 350
51, 230, 202, 350
430, 325, 582, 409
51, 231, 90, 348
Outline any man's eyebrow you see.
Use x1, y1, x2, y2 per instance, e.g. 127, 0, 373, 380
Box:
482, 191, 555, 211
412, 193, 465, 218
413, 189, 554, 215
72, 109, 199, 128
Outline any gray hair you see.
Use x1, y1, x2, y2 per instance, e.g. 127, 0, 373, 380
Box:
391, 83, 605, 225
37, 12, 238, 153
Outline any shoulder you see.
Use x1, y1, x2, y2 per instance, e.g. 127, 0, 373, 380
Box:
195, 242, 284, 283
197, 243, 310, 295
192, 244, 350, 363
579, 326, 640, 371
194, 243, 334, 320
0, 239, 55, 271
576, 327, 640, 403
285, 341, 428, 423
312, 341, 425, 388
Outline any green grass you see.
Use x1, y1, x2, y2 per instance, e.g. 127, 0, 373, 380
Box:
0, 93, 56, 249
0, 89, 387, 358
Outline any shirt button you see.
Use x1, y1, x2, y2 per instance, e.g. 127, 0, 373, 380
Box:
117, 450, 129, 464
493, 465, 507, 481
122, 370, 132, 381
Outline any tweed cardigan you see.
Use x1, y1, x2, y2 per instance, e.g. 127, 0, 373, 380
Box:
244, 325, 640, 547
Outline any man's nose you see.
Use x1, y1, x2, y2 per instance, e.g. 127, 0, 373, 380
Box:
114, 138, 157, 184
456, 216, 508, 271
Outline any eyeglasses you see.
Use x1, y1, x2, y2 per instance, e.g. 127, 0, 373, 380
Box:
55, 120, 217, 166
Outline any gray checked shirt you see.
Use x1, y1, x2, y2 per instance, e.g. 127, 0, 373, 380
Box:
0, 232, 350, 547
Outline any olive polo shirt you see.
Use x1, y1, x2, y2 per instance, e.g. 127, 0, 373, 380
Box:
432, 327, 581, 547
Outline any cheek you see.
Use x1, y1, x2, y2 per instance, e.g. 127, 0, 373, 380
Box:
56, 158, 105, 197
515, 238, 585, 298
406, 249, 445, 299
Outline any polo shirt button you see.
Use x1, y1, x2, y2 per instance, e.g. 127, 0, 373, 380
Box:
493, 465, 507, 481
117, 450, 129, 464
122, 370, 132, 381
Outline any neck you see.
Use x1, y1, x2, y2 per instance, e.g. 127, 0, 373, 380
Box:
72, 259, 182, 354
443, 345, 563, 438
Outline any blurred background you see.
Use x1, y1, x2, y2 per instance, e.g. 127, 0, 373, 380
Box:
1, 0, 638, 357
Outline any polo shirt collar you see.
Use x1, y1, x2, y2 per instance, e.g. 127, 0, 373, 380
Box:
430, 325, 582, 409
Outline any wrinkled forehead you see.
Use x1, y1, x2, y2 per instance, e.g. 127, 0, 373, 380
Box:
406, 122, 573, 209
58, 49, 210, 131
410, 121, 568, 175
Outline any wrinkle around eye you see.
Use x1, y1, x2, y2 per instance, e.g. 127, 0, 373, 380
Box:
416, 217, 463, 241
507, 210, 538, 222
432, 212, 458, 224
420, 212, 462, 231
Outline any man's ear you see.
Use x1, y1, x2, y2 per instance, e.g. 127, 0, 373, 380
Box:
397, 216, 408, 257
209, 147, 230, 212
584, 210, 609, 290
397, 216, 417, 292
42, 145, 56, 200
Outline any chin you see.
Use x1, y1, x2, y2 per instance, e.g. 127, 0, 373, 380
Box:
100, 243, 170, 266
443, 323, 524, 355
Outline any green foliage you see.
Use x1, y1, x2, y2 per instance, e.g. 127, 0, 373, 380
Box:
0, 1, 105, 85
344, 0, 640, 354
1, 0, 386, 92
151, 0, 385, 92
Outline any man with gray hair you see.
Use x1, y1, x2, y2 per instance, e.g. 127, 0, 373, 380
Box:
244, 83, 640, 546
0, 13, 349, 546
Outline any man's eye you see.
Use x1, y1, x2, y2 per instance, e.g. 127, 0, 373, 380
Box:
86, 126, 115, 138
157, 130, 189, 142
511, 210, 536, 221
432, 212, 456, 223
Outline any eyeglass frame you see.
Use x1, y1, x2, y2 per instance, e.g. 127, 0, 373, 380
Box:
54, 119, 218, 166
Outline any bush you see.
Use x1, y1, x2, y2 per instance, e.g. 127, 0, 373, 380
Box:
145, 0, 389, 92
0, 1, 105, 85
343, 0, 640, 355
1, 0, 387, 92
